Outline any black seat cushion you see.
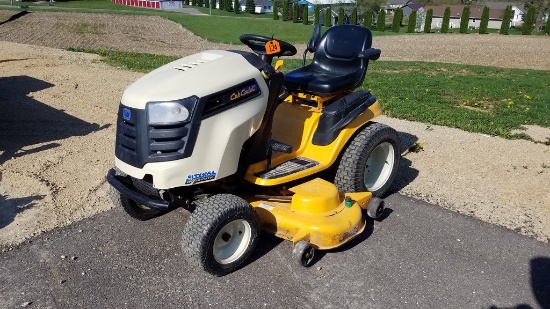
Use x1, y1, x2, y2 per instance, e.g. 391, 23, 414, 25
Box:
284, 25, 373, 96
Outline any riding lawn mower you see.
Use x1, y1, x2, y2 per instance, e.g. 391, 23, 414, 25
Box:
107, 24, 401, 276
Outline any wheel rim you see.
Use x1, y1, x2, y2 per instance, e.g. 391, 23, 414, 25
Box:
301, 246, 314, 266
364, 142, 395, 192
213, 219, 252, 265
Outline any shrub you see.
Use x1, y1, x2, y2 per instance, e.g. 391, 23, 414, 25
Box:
282, 0, 288, 21
303, 4, 308, 24
407, 10, 417, 33
293, 3, 299, 23
338, 7, 344, 25
459, 6, 470, 33
424, 8, 432, 33
376, 8, 385, 31
325, 5, 332, 27
245, 0, 255, 14
351, 7, 357, 25
522, 6, 536, 35
500, 5, 512, 34
392, 7, 403, 32
314, 4, 320, 25
441, 7, 450, 33
479, 6, 489, 34
233, 0, 239, 13
184, 0, 189, 5
205, 0, 209, 8
364, 9, 373, 29
273, 1, 279, 20
545, 13, 550, 35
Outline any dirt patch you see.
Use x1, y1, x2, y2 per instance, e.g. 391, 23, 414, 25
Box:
1, 11, 549, 247
512, 125, 550, 144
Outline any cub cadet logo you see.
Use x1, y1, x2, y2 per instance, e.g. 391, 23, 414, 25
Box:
185, 171, 216, 184
230, 84, 258, 101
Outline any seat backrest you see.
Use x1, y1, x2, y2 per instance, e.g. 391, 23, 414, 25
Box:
311, 25, 373, 87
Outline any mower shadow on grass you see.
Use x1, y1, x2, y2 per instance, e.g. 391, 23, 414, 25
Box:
0, 75, 109, 166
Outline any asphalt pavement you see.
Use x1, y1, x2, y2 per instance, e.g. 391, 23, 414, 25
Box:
1, 194, 549, 308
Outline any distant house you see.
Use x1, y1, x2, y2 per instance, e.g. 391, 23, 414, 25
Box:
425, 4, 517, 30
386, 0, 407, 14
478, 1, 524, 26
239, 0, 273, 13
401, 2, 424, 17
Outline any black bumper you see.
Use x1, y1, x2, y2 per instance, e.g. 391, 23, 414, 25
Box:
106, 169, 170, 210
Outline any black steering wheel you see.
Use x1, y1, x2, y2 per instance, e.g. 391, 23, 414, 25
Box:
240, 34, 297, 58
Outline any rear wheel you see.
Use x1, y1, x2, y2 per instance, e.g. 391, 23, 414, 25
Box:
182, 194, 260, 276
334, 122, 400, 197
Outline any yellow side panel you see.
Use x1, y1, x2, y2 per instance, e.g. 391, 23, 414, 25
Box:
244, 101, 382, 186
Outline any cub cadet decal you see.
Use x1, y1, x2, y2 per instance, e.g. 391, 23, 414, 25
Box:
230, 83, 259, 101
185, 171, 217, 184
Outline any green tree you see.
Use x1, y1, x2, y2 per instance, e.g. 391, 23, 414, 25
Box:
357, 0, 385, 13
273, 1, 279, 19
198, 0, 203, 7
525, 0, 550, 33
205, 0, 209, 8
325, 6, 332, 27
314, 4, 320, 25
522, 6, 536, 34
184, 0, 189, 5
293, 3, 299, 23
392, 7, 403, 32
407, 10, 417, 32
303, 4, 309, 24
192, 0, 197, 6
245, 0, 255, 13
424, 8, 433, 33
211, 0, 216, 8
282, 0, 288, 20
376, 8, 386, 31
499, 5, 512, 34
545, 12, 550, 35
351, 7, 357, 25
478, 6, 489, 34
459, 6, 470, 33
338, 7, 344, 25
234, 0, 239, 13
364, 9, 373, 29
441, 7, 450, 33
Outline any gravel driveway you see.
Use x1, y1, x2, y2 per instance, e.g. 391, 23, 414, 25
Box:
0, 10, 549, 247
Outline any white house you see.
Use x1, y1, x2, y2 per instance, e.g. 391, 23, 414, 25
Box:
239, 0, 273, 13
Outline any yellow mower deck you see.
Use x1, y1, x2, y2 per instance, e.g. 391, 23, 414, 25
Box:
248, 178, 372, 250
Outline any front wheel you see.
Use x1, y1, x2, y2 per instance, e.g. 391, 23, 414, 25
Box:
109, 170, 166, 221
334, 122, 400, 198
182, 194, 260, 276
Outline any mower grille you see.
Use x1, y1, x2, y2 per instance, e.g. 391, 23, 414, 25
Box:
115, 105, 195, 168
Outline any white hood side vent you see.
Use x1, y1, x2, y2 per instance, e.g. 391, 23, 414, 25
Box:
175, 60, 208, 72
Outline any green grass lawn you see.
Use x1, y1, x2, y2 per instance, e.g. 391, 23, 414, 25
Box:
69, 48, 550, 141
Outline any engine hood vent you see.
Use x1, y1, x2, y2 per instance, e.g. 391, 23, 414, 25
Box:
175, 60, 207, 72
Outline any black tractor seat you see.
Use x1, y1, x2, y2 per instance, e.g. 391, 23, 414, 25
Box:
284, 25, 381, 97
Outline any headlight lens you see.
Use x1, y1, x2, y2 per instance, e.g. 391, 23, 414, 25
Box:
146, 97, 197, 125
